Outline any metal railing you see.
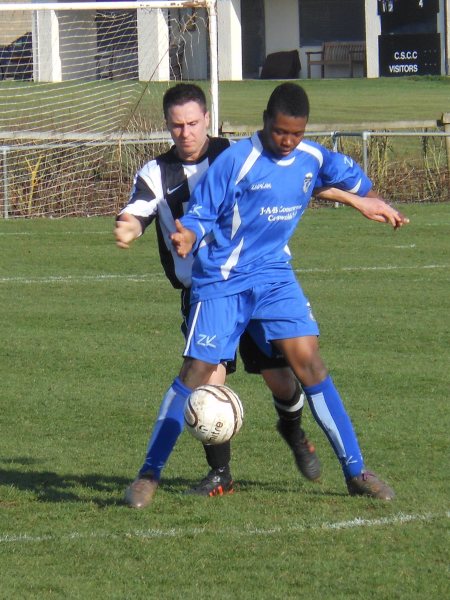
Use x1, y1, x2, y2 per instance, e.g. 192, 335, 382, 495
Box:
1, 126, 449, 218
327, 129, 450, 173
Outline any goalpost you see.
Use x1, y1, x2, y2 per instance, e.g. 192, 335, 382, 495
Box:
0, 1, 219, 218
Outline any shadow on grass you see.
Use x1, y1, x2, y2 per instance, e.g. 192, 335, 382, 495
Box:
0, 459, 347, 505
0, 462, 222, 506
161, 476, 348, 498
0, 459, 131, 506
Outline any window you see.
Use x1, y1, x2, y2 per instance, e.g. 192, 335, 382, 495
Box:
299, 0, 365, 45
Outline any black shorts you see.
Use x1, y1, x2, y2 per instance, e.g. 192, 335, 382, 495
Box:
181, 288, 288, 376
239, 329, 288, 374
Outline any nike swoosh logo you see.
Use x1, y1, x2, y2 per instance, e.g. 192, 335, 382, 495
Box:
166, 182, 185, 195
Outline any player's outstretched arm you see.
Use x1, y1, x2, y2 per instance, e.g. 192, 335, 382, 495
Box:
170, 219, 197, 258
315, 187, 409, 230
345, 192, 409, 229
114, 213, 143, 249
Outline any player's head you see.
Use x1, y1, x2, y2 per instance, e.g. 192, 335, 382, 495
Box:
265, 83, 310, 120
162, 83, 208, 119
163, 84, 210, 162
262, 83, 309, 158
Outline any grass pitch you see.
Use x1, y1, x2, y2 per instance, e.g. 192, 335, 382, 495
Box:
0, 204, 449, 599
1, 76, 448, 131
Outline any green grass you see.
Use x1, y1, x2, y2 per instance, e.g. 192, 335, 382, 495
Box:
0, 204, 449, 598
218, 76, 450, 127
1, 77, 449, 131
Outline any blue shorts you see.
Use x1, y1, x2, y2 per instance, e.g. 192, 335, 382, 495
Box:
183, 280, 319, 364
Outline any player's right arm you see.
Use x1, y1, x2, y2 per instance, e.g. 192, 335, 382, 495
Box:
114, 161, 161, 249
114, 213, 143, 249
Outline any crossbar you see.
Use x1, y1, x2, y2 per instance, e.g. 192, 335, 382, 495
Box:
0, 2, 211, 11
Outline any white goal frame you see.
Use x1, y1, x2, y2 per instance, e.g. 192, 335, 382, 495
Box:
0, 1, 219, 135
0, 1, 220, 218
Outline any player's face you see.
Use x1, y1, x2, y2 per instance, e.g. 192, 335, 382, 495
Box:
263, 112, 308, 157
166, 100, 210, 162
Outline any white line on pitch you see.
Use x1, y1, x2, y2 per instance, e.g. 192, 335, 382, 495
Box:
294, 264, 449, 274
0, 231, 110, 236
0, 511, 447, 544
0, 263, 448, 284
0, 273, 157, 284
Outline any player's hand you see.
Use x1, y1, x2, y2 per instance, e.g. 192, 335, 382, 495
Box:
170, 219, 196, 258
354, 196, 410, 229
114, 213, 142, 249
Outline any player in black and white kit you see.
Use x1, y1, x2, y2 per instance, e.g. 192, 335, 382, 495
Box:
115, 84, 321, 509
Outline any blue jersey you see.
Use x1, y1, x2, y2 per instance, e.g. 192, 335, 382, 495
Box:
181, 132, 372, 301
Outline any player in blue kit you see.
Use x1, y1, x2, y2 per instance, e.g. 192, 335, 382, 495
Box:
164, 82, 408, 501
116, 84, 384, 510
117, 84, 330, 508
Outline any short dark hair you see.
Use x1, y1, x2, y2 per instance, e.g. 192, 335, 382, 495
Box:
162, 83, 207, 119
265, 83, 310, 120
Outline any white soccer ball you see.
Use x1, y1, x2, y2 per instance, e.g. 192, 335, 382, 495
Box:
184, 384, 244, 445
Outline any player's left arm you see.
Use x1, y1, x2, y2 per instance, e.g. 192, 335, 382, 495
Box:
170, 219, 197, 258
317, 150, 409, 229
316, 187, 409, 229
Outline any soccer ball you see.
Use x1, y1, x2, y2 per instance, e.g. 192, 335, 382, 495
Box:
184, 384, 244, 445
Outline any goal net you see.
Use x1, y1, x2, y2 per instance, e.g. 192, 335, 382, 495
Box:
0, 1, 218, 218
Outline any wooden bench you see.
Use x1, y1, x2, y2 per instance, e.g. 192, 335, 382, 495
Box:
306, 41, 366, 79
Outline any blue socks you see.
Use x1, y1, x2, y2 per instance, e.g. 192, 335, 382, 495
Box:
138, 377, 191, 479
138, 374, 365, 481
303, 375, 364, 479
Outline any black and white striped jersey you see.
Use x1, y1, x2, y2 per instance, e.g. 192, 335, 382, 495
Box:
119, 137, 231, 289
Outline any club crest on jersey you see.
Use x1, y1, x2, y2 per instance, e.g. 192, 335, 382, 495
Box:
303, 172, 313, 194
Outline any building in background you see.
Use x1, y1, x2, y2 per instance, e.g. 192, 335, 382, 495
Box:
0, 0, 448, 81
238, 0, 449, 79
